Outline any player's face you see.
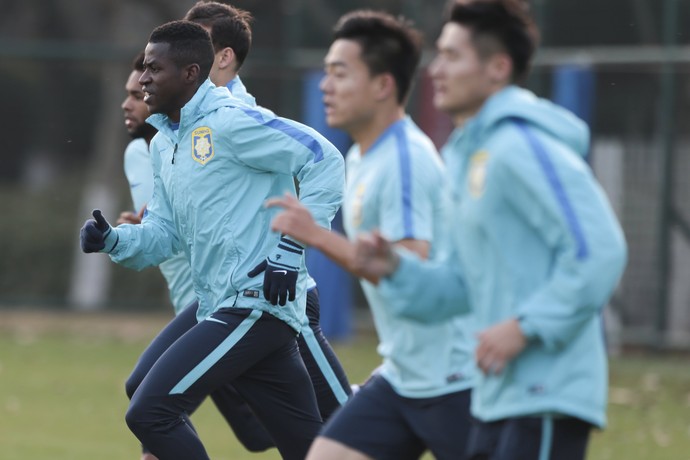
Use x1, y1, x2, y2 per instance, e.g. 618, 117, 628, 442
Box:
121, 70, 152, 139
139, 42, 186, 117
428, 23, 495, 125
320, 39, 380, 134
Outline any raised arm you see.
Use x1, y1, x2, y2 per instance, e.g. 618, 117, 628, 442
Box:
267, 193, 429, 285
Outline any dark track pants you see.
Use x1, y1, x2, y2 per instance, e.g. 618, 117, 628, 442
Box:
125, 288, 351, 454
125, 303, 274, 452
125, 307, 322, 460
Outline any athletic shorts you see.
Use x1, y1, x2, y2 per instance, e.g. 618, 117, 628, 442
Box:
465, 415, 592, 460
320, 373, 472, 460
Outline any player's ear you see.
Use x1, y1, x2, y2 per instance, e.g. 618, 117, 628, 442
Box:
486, 52, 512, 85
183, 63, 201, 84
373, 72, 396, 102
216, 47, 235, 70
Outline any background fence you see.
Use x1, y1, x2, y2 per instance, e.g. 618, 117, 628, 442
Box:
1, 0, 689, 349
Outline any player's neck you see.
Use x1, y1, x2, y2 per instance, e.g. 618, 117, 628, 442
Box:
354, 106, 405, 155
212, 70, 238, 89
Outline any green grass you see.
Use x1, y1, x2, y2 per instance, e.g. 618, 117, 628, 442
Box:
591, 354, 690, 460
0, 311, 688, 459
0, 312, 382, 460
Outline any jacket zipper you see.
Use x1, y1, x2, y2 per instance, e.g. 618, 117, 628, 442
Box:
172, 143, 178, 164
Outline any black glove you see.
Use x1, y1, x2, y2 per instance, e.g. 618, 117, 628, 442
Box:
248, 236, 304, 306
80, 209, 118, 253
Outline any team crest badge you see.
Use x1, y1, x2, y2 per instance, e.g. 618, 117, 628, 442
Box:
468, 150, 489, 198
192, 127, 214, 165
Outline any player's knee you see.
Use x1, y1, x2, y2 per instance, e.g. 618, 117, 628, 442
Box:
126, 396, 184, 438
124, 372, 143, 400
125, 397, 161, 436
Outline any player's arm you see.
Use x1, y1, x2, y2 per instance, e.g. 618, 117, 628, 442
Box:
491, 135, 627, 352
120, 139, 150, 226
357, 236, 471, 322
227, 109, 345, 229
108, 141, 184, 270
267, 194, 427, 284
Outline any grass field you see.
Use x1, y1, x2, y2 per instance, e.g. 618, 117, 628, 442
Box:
1, 309, 689, 460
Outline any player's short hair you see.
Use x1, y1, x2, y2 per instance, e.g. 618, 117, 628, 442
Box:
332, 10, 423, 104
184, 1, 253, 70
132, 50, 145, 72
446, 0, 538, 83
148, 20, 214, 83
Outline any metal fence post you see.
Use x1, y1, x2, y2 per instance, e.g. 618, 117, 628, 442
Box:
656, 0, 679, 349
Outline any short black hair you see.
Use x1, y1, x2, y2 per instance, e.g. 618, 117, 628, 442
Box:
447, 0, 538, 83
184, 1, 253, 70
132, 50, 145, 72
332, 10, 423, 104
148, 20, 214, 83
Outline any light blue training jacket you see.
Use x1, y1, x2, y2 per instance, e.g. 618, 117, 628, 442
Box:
380, 86, 627, 427
121, 76, 316, 314
109, 79, 345, 331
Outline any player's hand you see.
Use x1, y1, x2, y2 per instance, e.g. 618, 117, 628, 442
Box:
117, 211, 141, 225
352, 230, 399, 279
266, 193, 318, 246
80, 209, 118, 253
247, 236, 304, 306
116, 204, 146, 225
475, 318, 527, 375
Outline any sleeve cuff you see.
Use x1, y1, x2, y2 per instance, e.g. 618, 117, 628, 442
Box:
385, 248, 418, 283
517, 315, 539, 343
102, 228, 119, 253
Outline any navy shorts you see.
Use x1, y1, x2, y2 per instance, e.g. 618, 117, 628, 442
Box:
320, 374, 472, 460
465, 415, 592, 460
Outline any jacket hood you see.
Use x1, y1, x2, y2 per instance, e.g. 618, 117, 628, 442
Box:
147, 79, 242, 136
466, 85, 590, 158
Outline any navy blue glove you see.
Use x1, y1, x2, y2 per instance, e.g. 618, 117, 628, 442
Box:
248, 236, 304, 306
80, 209, 119, 253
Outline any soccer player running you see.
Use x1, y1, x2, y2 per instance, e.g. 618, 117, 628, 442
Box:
184, 0, 352, 422
267, 10, 475, 460
352, 1, 628, 459
120, 6, 352, 458
119, 51, 274, 459
80, 20, 345, 460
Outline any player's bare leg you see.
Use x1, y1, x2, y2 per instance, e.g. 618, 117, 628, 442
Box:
306, 437, 373, 460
